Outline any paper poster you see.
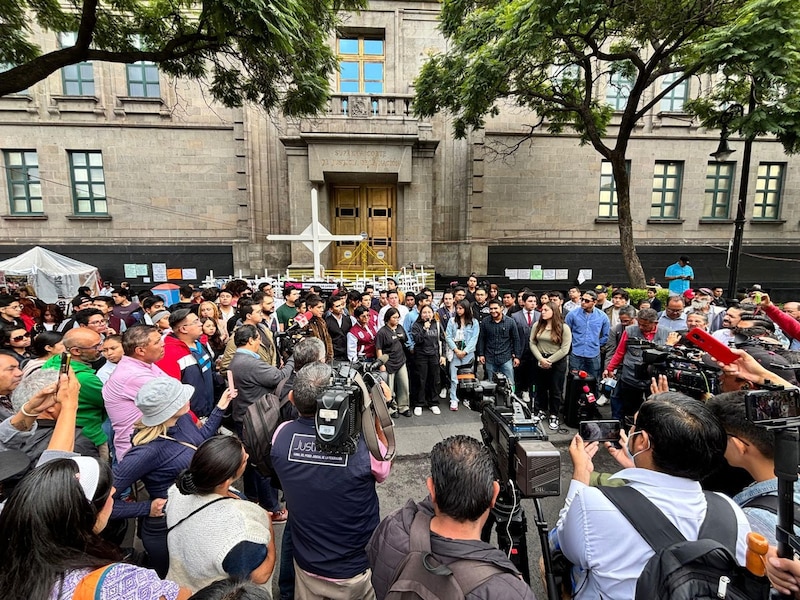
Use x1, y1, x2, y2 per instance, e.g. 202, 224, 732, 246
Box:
152, 263, 167, 282
577, 269, 593, 285
142, 277, 151, 283
124, 263, 138, 278
505, 268, 516, 279
530, 269, 543, 280
556, 269, 569, 280
543, 269, 556, 280
136, 264, 149, 276
182, 268, 197, 280
167, 268, 182, 280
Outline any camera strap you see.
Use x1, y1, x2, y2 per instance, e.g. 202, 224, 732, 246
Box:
354, 371, 396, 461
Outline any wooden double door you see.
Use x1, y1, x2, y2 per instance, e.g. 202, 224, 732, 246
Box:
331, 185, 396, 269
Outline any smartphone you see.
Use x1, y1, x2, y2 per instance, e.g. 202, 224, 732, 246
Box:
745, 389, 800, 425
752, 291, 762, 304
684, 327, 739, 365
59, 352, 71, 376
579, 420, 621, 443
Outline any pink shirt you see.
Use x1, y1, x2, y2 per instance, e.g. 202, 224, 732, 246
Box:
102, 356, 167, 460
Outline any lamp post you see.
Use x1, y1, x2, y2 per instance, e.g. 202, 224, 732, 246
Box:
710, 89, 756, 300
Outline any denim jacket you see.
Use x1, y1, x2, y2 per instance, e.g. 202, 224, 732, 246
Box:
733, 477, 800, 546
445, 320, 479, 355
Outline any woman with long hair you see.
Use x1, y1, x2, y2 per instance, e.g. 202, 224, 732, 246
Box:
444, 299, 480, 411
111, 378, 233, 578
33, 303, 65, 334
21, 330, 65, 378
0, 325, 32, 368
375, 307, 410, 418
0, 457, 189, 600
199, 301, 227, 343
200, 317, 226, 363
410, 305, 445, 416
529, 301, 572, 431
166, 436, 275, 592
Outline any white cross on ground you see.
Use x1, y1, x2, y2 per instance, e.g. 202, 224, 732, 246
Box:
267, 188, 365, 279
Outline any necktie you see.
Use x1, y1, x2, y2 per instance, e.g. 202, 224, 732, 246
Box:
527, 312, 532, 326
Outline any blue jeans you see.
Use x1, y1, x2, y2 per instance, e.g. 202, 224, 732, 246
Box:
569, 354, 601, 383
278, 519, 295, 600
484, 359, 515, 388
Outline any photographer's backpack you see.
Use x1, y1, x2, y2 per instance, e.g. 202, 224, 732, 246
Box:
386, 510, 513, 600
599, 486, 770, 600
241, 378, 289, 478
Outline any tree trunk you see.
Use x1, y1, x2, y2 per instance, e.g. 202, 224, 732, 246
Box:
610, 156, 646, 287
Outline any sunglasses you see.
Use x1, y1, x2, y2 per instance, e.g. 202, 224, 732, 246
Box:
11, 332, 30, 342
581, 298, 595, 302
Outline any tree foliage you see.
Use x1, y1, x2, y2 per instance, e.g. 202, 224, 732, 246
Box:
414, 0, 758, 286
687, 0, 800, 152
0, 0, 365, 115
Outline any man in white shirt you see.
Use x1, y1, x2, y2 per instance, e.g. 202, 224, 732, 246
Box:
554, 392, 750, 599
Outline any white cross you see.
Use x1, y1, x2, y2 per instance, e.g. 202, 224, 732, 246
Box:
267, 188, 365, 279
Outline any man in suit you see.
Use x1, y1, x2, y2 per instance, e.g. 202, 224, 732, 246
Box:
511, 293, 540, 402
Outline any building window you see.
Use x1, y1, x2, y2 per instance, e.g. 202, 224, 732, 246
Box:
58, 33, 95, 96
606, 72, 632, 110
598, 159, 630, 219
703, 162, 734, 219
660, 73, 687, 112
68, 151, 107, 214
126, 62, 160, 97
651, 161, 683, 219
4, 151, 42, 214
337, 37, 384, 94
753, 163, 785, 220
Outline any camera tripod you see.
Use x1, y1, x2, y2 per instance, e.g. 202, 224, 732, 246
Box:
480, 482, 559, 600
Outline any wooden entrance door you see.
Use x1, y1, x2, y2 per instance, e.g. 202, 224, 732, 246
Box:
331, 185, 396, 269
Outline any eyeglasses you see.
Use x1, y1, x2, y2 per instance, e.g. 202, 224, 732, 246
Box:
11, 332, 30, 342
666, 307, 683, 314
87, 319, 107, 326
726, 433, 750, 447
74, 342, 103, 351
624, 416, 636, 429
581, 298, 595, 303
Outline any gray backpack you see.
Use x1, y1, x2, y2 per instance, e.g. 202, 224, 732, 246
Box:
385, 510, 513, 599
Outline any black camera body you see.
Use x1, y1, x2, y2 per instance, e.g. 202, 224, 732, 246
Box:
642, 346, 721, 399
314, 359, 388, 455
476, 373, 561, 498
275, 325, 310, 360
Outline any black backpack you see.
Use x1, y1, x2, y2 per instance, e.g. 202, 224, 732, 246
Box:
240, 378, 289, 478
385, 511, 513, 599
599, 486, 770, 600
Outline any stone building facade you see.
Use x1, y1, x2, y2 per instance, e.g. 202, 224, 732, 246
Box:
1, 7, 799, 295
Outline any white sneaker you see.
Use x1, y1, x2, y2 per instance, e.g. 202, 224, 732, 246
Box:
549, 416, 560, 431
522, 391, 530, 403
413, 407, 423, 417
596, 394, 609, 406
450, 400, 459, 411
430, 405, 441, 415
439, 387, 448, 399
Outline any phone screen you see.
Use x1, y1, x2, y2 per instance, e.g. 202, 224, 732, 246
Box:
579, 420, 621, 443
746, 389, 800, 424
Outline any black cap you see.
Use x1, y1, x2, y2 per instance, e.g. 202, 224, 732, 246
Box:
679, 255, 690, 263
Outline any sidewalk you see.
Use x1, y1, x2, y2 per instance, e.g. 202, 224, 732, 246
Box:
389, 400, 598, 459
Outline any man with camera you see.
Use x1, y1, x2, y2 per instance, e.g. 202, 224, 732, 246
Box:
367, 435, 535, 600
555, 392, 750, 599
602, 308, 668, 422
271, 362, 391, 600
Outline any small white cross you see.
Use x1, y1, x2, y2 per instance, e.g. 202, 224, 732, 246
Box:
267, 188, 365, 279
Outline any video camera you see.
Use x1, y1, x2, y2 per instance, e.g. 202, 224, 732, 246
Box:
314, 356, 390, 456
275, 322, 311, 360
471, 373, 560, 499
640, 345, 721, 399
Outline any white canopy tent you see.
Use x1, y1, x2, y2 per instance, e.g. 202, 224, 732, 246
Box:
0, 246, 101, 303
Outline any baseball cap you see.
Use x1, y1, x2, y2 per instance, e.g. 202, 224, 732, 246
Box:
593, 284, 606, 294
71, 295, 92, 307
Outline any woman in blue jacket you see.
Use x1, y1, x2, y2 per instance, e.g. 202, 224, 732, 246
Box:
445, 300, 479, 411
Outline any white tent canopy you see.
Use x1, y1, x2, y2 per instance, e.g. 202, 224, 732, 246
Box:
0, 246, 101, 303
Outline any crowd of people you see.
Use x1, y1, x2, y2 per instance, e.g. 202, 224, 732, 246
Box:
0, 261, 799, 599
